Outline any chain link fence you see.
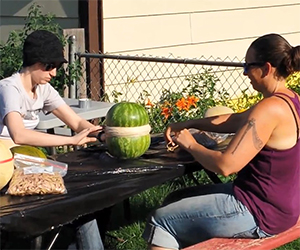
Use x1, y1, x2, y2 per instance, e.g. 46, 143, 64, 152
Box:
75, 53, 258, 132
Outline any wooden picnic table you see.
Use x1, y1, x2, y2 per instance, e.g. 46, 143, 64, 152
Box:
1, 133, 226, 249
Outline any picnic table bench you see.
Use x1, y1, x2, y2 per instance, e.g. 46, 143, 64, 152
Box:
182, 218, 300, 250
0, 134, 203, 249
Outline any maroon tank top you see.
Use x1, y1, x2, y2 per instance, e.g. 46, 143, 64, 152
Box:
233, 92, 300, 234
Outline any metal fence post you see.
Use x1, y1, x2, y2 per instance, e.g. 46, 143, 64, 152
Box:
68, 35, 76, 98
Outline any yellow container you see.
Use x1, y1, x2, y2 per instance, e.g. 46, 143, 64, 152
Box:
0, 141, 14, 190
0, 138, 17, 149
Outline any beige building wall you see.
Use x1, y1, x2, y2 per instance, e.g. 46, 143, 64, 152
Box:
102, 0, 300, 103
103, 0, 300, 60
1, 0, 299, 60
1, 0, 299, 103
0, 0, 79, 43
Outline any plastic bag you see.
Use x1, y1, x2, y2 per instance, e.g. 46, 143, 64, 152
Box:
202, 131, 231, 144
188, 128, 232, 146
13, 153, 68, 177
7, 153, 68, 196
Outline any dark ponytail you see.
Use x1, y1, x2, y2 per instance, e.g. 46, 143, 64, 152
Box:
290, 45, 300, 72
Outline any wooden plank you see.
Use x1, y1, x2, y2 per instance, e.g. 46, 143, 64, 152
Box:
183, 219, 300, 250
63, 28, 86, 98
87, 0, 101, 102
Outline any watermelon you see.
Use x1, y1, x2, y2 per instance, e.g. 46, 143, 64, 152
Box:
105, 102, 151, 159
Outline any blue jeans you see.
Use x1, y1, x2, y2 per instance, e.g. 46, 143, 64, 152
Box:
142, 183, 272, 250
76, 219, 104, 250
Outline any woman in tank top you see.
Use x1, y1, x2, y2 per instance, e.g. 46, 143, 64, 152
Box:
142, 33, 300, 250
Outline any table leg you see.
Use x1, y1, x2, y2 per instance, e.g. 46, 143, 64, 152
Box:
30, 235, 42, 250
203, 169, 223, 184
187, 172, 201, 185
123, 198, 131, 221
45, 228, 61, 250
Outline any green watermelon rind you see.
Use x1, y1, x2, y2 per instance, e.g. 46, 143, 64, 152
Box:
106, 102, 149, 127
106, 134, 151, 159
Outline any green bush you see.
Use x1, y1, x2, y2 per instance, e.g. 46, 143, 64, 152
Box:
137, 69, 230, 133
287, 72, 300, 95
102, 69, 229, 133
226, 71, 300, 113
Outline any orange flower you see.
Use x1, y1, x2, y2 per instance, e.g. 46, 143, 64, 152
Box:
145, 98, 154, 107
161, 106, 173, 120
186, 96, 199, 108
176, 97, 188, 111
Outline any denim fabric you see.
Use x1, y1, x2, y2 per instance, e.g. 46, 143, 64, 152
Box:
142, 183, 272, 250
76, 219, 104, 250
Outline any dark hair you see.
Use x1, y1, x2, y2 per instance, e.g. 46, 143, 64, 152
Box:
250, 33, 300, 78
22, 30, 67, 67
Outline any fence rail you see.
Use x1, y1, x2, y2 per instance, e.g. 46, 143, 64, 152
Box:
77, 53, 244, 67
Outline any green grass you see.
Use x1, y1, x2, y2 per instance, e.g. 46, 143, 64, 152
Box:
276, 239, 300, 250
104, 174, 300, 250
104, 180, 181, 250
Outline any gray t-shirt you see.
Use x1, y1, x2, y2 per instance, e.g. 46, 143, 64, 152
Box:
0, 73, 65, 138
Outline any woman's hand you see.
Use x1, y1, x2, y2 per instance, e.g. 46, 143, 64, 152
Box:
70, 126, 102, 146
165, 121, 189, 145
173, 128, 197, 151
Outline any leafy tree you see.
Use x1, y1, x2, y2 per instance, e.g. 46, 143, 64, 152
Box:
0, 3, 79, 95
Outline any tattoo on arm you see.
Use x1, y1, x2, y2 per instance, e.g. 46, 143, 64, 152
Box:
251, 120, 264, 150
232, 118, 263, 154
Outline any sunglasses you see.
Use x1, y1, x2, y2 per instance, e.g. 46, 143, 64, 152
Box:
43, 62, 63, 71
243, 62, 265, 74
